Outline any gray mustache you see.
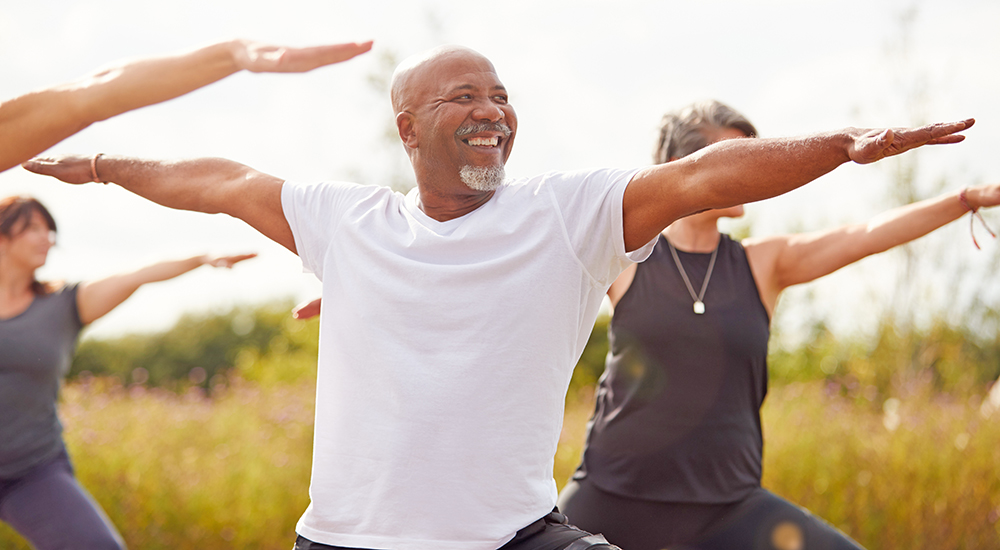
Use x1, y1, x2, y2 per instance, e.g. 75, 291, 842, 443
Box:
455, 122, 512, 138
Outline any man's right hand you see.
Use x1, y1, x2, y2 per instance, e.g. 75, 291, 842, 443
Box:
21, 154, 100, 184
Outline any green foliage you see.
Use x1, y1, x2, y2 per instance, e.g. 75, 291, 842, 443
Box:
72, 302, 319, 389
569, 313, 610, 393
769, 320, 1000, 401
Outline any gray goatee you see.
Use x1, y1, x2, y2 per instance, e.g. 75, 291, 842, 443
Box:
456, 121, 511, 191
459, 165, 506, 191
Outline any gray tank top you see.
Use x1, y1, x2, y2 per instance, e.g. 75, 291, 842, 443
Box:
574, 234, 770, 503
0, 284, 82, 478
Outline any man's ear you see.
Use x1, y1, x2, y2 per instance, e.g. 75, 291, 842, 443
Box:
397, 112, 418, 148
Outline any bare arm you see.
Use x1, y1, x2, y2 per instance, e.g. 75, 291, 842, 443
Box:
744, 183, 1000, 315
77, 253, 255, 325
622, 120, 974, 252
22, 154, 295, 252
0, 39, 373, 172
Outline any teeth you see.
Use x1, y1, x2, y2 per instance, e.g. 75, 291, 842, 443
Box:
467, 136, 498, 147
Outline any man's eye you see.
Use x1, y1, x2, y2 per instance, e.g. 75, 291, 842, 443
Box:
494, 95, 508, 104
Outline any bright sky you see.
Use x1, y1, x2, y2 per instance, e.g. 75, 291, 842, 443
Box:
1, 0, 998, 341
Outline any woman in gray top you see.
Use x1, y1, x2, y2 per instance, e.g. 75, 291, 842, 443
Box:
0, 196, 254, 550
557, 101, 1000, 550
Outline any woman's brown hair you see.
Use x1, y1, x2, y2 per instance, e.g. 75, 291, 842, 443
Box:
0, 196, 59, 295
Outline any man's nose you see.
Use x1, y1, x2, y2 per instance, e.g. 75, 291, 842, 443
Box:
472, 100, 504, 122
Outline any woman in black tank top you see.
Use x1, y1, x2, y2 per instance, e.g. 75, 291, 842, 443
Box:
557, 100, 1000, 550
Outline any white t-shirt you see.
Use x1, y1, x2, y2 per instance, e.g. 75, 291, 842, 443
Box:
282, 168, 653, 550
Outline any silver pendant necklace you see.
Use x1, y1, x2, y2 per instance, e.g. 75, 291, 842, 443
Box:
666, 238, 718, 315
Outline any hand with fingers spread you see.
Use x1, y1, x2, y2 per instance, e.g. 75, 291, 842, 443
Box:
847, 118, 975, 165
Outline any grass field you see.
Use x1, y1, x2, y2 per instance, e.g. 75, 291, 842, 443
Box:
2, 377, 999, 549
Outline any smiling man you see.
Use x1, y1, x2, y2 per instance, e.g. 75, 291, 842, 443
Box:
23, 44, 974, 550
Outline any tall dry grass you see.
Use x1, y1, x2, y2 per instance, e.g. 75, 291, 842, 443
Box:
1, 377, 314, 550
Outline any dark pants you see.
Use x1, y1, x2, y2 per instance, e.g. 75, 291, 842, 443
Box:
293, 509, 619, 550
559, 477, 865, 550
0, 450, 125, 550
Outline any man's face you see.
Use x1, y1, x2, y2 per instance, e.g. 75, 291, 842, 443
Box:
399, 50, 518, 191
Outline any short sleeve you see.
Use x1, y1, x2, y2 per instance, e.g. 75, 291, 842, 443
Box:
546, 168, 656, 287
59, 282, 84, 330
281, 180, 371, 279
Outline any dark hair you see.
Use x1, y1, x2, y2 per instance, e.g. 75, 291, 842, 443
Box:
654, 100, 758, 164
0, 196, 58, 295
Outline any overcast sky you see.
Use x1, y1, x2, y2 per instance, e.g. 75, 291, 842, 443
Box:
1, 0, 998, 341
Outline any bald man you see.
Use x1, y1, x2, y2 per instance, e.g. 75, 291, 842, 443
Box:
24, 45, 973, 550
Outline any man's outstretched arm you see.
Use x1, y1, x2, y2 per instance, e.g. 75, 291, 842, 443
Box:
21, 154, 296, 253
0, 39, 373, 172
622, 119, 975, 251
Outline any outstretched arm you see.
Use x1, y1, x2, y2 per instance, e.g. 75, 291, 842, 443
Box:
0, 38, 373, 172
622, 120, 975, 252
744, 183, 1000, 315
22, 154, 294, 252
77, 253, 256, 325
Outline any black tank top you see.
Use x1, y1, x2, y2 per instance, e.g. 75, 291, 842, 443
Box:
574, 234, 770, 503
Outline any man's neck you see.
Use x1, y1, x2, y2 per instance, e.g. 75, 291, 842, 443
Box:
414, 185, 496, 222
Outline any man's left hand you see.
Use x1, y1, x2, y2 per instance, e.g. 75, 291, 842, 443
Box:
848, 118, 975, 165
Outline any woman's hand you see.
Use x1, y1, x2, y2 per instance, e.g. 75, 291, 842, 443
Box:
233, 40, 373, 73
203, 253, 257, 269
966, 183, 1000, 211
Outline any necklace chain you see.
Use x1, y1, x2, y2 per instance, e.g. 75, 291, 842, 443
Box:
666, 238, 719, 314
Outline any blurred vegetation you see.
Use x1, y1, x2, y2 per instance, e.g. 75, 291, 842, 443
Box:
768, 320, 1000, 400
70, 302, 1000, 403
71, 301, 319, 389
570, 313, 1000, 404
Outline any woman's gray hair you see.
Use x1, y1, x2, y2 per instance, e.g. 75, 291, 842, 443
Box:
654, 100, 758, 164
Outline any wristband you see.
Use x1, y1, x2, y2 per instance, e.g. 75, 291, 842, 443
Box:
90, 153, 105, 184
959, 188, 995, 250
